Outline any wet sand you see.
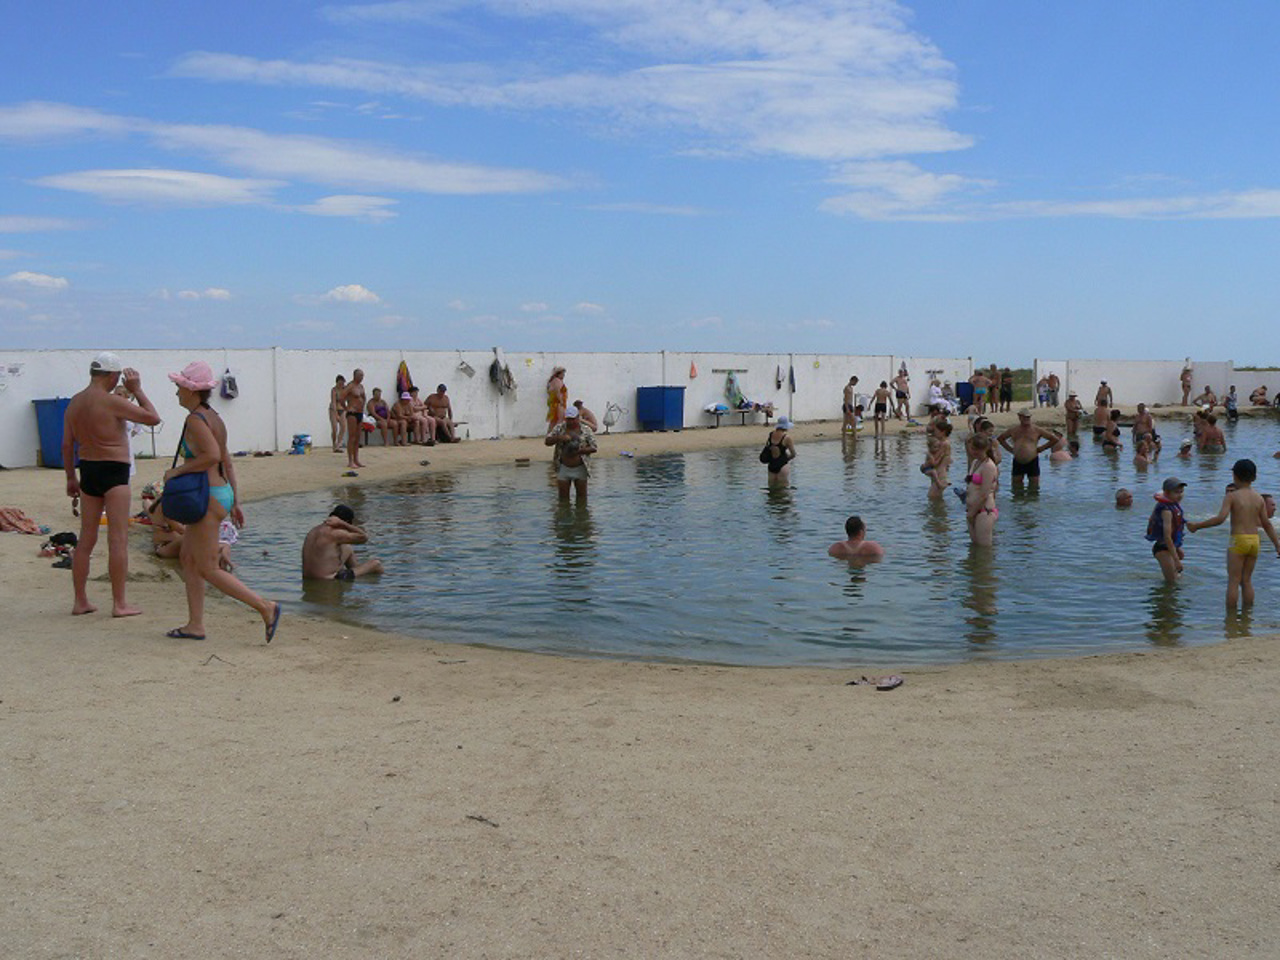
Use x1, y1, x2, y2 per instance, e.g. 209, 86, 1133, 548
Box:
3, 409, 1278, 958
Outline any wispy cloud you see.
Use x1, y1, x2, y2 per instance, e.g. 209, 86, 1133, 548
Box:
35, 169, 282, 206
279, 318, 338, 332
295, 194, 398, 220
573, 301, 606, 315
176, 287, 232, 300
176, 0, 970, 165
520, 301, 550, 313
0, 214, 85, 232
0, 296, 28, 311
4, 270, 69, 290
0, 101, 567, 200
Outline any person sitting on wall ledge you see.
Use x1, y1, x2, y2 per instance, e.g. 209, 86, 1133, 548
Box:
389, 392, 415, 446
1193, 386, 1218, 410
426, 384, 460, 443
366, 387, 397, 446
1250, 385, 1269, 406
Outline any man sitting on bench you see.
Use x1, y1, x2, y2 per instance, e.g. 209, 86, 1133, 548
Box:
426, 383, 460, 443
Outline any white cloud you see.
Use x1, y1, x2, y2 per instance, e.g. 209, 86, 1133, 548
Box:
0, 215, 84, 232
688, 314, 723, 328
819, 160, 989, 220
373, 313, 410, 327
0, 296, 29, 311
520, 301, 550, 313
0, 101, 566, 197
296, 194, 398, 220
176, 287, 233, 300
573, 301, 606, 315
446, 298, 470, 311
34, 169, 282, 206
321, 283, 382, 304
4, 270, 69, 290
177, 2, 970, 164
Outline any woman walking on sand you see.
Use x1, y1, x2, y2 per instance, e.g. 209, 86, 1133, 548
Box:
163, 360, 281, 642
547, 366, 568, 428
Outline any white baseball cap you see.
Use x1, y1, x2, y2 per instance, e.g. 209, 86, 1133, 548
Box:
90, 351, 123, 373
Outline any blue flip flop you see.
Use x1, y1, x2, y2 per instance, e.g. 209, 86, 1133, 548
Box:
265, 602, 281, 643
166, 627, 206, 640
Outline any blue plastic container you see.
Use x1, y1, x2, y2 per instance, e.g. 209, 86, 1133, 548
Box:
32, 397, 73, 468
635, 386, 685, 431
955, 382, 974, 411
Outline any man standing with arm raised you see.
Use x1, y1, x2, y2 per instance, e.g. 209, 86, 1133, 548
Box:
62, 352, 161, 616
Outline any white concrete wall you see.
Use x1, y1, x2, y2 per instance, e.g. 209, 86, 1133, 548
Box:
7, 348, 1242, 468
1064, 359, 1234, 407
1232, 370, 1280, 406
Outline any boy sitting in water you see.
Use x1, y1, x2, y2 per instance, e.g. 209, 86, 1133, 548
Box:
828, 516, 885, 562
1187, 459, 1280, 608
1145, 478, 1187, 583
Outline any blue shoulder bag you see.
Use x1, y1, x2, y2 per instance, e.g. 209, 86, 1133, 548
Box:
161, 417, 210, 524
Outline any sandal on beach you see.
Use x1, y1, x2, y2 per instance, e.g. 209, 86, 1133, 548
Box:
265, 602, 282, 643
166, 627, 206, 640
845, 675, 904, 691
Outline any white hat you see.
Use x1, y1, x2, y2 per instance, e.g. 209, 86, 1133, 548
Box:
90, 351, 123, 374
777, 416, 793, 429
564, 406, 579, 419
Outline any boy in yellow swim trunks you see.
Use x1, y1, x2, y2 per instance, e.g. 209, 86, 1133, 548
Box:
1187, 459, 1280, 609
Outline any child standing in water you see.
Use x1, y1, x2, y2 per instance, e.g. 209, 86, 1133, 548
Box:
922, 420, 953, 500
1187, 459, 1280, 608
1145, 478, 1187, 583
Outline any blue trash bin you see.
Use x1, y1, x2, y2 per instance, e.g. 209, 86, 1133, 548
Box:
635, 386, 685, 431
32, 397, 73, 469
955, 382, 974, 411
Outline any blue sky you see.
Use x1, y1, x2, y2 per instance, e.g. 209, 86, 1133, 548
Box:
2, 1, 1278, 364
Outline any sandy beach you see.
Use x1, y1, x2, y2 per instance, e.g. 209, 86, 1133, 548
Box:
4, 409, 1279, 959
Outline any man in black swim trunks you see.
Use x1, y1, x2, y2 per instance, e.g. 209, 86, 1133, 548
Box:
996, 408, 1059, 487
302, 505, 384, 580
340, 368, 368, 469
63, 352, 161, 616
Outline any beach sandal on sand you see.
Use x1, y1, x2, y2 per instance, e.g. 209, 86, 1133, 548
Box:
845, 675, 904, 691
166, 627, 206, 640
265, 602, 282, 643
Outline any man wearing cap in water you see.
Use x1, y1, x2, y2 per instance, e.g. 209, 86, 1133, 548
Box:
302, 504, 384, 580
426, 383, 459, 442
63, 352, 162, 616
546, 406, 597, 501
996, 408, 1060, 486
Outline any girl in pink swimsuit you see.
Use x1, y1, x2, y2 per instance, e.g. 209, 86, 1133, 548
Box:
965, 436, 1000, 547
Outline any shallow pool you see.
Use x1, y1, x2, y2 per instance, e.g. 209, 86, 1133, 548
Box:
231, 416, 1280, 665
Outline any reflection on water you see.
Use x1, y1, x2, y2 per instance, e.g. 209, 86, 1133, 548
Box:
227, 419, 1280, 666
1143, 581, 1186, 647
958, 548, 999, 649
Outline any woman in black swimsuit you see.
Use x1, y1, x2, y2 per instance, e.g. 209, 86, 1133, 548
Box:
760, 417, 796, 486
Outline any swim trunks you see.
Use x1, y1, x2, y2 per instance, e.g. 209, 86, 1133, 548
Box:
557, 461, 590, 482
895, 390, 907, 400
334, 568, 356, 581
1092, 426, 1106, 436
1011, 457, 1040, 479
874, 402, 887, 415
842, 403, 854, 414
974, 387, 987, 396
78, 459, 131, 498
1229, 534, 1260, 557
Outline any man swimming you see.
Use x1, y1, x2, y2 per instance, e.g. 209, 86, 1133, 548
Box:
302, 505, 384, 580
827, 515, 885, 562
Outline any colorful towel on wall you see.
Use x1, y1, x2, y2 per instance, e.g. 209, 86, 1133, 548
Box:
725, 372, 745, 408
396, 361, 414, 397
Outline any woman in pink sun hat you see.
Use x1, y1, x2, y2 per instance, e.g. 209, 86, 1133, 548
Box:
163, 360, 281, 642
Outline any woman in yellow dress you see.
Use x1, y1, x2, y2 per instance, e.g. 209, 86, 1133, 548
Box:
547, 366, 568, 427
